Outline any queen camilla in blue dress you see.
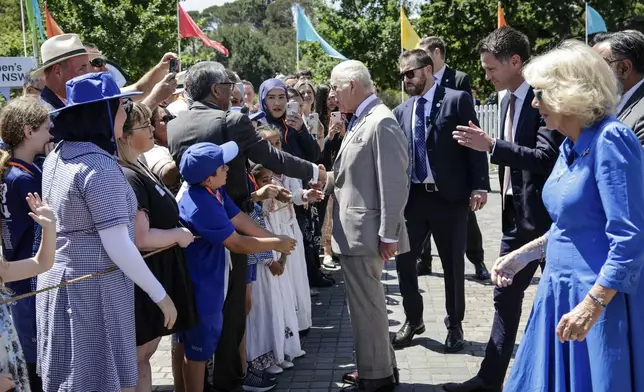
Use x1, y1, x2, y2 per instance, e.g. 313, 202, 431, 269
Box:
491, 40, 644, 392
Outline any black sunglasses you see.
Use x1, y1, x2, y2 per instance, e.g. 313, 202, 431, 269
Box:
90, 58, 106, 68
533, 88, 543, 104
399, 66, 425, 81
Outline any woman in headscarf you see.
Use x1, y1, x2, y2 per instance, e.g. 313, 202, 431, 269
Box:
37, 72, 177, 392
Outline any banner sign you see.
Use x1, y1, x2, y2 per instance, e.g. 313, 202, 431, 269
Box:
0, 57, 37, 88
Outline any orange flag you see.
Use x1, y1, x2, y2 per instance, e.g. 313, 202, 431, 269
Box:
44, 3, 64, 38
497, 2, 508, 28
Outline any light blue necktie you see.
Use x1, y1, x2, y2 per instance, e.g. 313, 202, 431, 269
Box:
414, 97, 428, 182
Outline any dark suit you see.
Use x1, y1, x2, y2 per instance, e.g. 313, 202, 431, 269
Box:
420, 67, 486, 269
618, 81, 644, 145
394, 86, 489, 327
167, 101, 315, 391
476, 87, 563, 387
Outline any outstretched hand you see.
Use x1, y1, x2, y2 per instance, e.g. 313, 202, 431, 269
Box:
26, 193, 55, 229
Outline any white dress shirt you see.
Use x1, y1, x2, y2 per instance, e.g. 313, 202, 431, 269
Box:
411, 84, 438, 184
433, 64, 447, 85
617, 79, 644, 115
497, 80, 531, 195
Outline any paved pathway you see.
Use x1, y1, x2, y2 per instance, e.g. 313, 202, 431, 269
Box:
152, 175, 539, 391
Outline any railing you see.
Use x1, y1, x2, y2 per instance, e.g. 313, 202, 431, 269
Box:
475, 104, 500, 139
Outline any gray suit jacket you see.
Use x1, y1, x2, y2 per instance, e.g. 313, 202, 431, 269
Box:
619, 81, 644, 146
325, 98, 410, 257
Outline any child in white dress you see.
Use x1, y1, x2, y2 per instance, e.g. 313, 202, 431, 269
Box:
256, 126, 324, 333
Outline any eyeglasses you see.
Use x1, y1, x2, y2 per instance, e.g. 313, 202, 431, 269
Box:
533, 88, 543, 104
605, 57, 626, 65
131, 122, 153, 132
399, 66, 424, 81
90, 58, 107, 68
218, 83, 235, 91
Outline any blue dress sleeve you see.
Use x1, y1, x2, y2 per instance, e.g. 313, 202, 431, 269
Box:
247, 204, 274, 265
82, 168, 132, 231
594, 124, 644, 294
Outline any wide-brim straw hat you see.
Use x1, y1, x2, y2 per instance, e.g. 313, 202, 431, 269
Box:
32, 34, 88, 77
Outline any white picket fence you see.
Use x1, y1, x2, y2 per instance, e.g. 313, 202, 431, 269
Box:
475, 104, 500, 139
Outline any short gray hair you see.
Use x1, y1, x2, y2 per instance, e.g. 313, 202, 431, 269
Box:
187, 61, 230, 102
331, 60, 374, 93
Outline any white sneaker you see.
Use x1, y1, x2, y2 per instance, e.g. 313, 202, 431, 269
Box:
294, 350, 306, 358
279, 360, 294, 369
265, 364, 283, 375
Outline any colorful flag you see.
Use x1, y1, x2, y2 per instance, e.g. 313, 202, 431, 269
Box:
498, 2, 508, 28
33, 0, 46, 41
401, 8, 420, 50
178, 4, 229, 57
294, 5, 347, 60
586, 3, 607, 35
44, 3, 64, 38
24, 0, 38, 44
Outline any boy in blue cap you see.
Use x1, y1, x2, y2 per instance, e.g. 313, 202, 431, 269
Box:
176, 141, 296, 392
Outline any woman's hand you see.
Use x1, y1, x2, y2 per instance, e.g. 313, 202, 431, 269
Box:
274, 235, 296, 255
0, 374, 14, 392
254, 184, 281, 201
286, 114, 304, 132
156, 294, 177, 329
27, 193, 55, 229
490, 252, 529, 288
175, 227, 195, 248
328, 121, 344, 140
303, 189, 325, 203
44, 142, 55, 156
268, 261, 283, 276
556, 298, 604, 342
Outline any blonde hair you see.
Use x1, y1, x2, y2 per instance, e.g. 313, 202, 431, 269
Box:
523, 39, 618, 127
0, 97, 49, 178
117, 102, 152, 164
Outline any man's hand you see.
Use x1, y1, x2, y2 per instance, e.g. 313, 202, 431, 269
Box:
453, 121, 495, 152
470, 190, 487, 211
142, 73, 177, 110
158, 53, 178, 70
303, 189, 325, 203
274, 235, 296, 254
379, 241, 398, 262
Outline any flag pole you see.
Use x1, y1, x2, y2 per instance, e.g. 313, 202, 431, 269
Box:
177, 1, 182, 72
585, 2, 588, 45
20, 0, 28, 56
400, 1, 404, 104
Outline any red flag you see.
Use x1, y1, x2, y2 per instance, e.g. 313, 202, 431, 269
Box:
44, 3, 64, 38
178, 4, 229, 57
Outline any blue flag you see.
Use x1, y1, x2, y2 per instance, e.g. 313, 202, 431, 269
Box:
586, 3, 607, 35
294, 5, 347, 60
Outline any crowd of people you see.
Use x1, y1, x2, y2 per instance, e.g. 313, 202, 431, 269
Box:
0, 22, 642, 392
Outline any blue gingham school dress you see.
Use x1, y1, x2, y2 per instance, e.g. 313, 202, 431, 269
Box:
37, 142, 138, 392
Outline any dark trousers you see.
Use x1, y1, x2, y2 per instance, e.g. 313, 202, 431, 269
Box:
26, 362, 42, 392
211, 253, 248, 391
396, 185, 469, 326
418, 210, 484, 265
477, 196, 543, 387
295, 205, 322, 282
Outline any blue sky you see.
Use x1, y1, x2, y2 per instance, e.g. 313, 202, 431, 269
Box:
181, 0, 232, 11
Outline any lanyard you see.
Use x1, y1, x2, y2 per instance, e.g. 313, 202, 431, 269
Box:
7, 161, 35, 175
247, 172, 259, 192
281, 119, 290, 144
205, 187, 223, 204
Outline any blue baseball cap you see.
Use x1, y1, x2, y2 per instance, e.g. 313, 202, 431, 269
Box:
180, 142, 239, 185
49, 72, 142, 115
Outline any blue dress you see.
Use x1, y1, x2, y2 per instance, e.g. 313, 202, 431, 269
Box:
504, 117, 644, 392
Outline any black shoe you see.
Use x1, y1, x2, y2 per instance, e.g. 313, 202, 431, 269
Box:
392, 320, 426, 349
473, 262, 490, 280
342, 368, 400, 386
416, 259, 432, 276
442, 376, 502, 392
445, 325, 464, 353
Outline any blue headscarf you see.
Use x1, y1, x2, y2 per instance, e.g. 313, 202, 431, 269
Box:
258, 78, 288, 128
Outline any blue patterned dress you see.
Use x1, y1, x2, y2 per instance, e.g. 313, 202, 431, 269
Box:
0, 292, 30, 391
37, 142, 138, 392
504, 117, 644, 391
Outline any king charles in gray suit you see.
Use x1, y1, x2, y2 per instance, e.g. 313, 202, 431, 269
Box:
325, 60, 409, 392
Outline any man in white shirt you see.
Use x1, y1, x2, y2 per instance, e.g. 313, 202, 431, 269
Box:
593, 30, 644, 144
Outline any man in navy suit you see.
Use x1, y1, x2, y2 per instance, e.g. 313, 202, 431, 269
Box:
391, 49, 490, 352
444, 27, 563, 392
416, 36, 489, 281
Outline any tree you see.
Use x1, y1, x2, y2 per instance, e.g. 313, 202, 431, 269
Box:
0, 0, 30, 58
415, 0, 644, 98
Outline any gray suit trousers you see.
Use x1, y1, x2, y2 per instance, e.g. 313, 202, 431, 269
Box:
340, 254, 396, 380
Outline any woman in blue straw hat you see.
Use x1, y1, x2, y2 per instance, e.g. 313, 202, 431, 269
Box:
36, 72, 177, 392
